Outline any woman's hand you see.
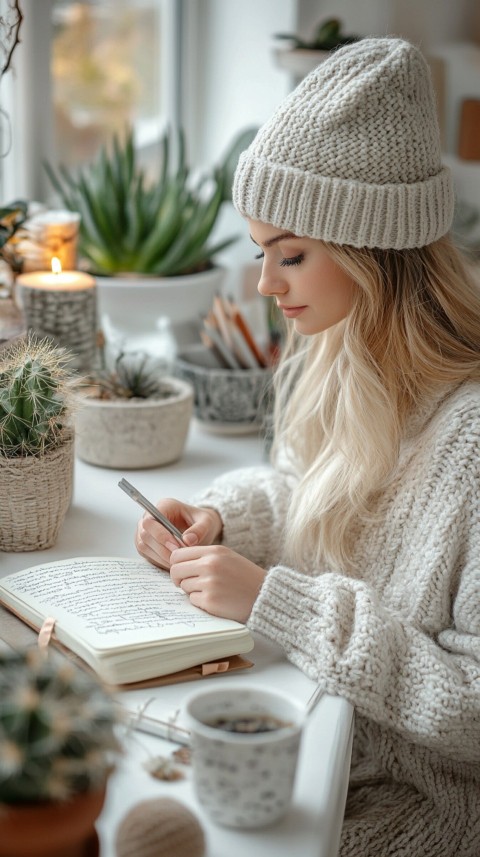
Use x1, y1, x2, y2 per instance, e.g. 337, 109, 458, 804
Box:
135, 498, 223, 570
169, 544, 266, 623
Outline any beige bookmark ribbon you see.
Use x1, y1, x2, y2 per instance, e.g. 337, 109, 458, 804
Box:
201, 660, 229, 676
38, 616, 56, 649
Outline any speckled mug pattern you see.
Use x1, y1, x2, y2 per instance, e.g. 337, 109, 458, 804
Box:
185, 686, 304, 829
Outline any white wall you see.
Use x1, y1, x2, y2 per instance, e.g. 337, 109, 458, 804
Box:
181, 0, 297, 299
188, 0, 480, 298
183, 0, 296, 166
296, 0, 478, 48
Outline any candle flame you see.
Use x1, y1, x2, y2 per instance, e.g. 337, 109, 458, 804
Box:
51, 257, 62, 275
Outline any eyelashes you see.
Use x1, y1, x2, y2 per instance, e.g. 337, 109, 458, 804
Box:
255, 251, 304, 267
280, 254, 303, 267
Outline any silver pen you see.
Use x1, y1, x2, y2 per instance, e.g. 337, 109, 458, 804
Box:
118, 478, 186, 545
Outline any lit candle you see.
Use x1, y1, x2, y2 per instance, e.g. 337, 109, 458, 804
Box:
17, 256, 95, 291
16, 258, 98, 372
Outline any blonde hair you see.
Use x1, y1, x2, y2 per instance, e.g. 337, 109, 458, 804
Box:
272, 235, 480, 572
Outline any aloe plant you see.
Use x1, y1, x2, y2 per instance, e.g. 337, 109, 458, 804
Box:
0, 335, 79, 458
45, 126, 256, 278
0, 648, 120, 804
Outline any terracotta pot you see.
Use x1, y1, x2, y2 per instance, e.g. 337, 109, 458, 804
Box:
0, 788, 105, 857
75, 377, 193, 469
0, 432, 74, 551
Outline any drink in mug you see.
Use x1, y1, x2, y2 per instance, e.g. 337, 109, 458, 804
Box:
184, 685, 305, 829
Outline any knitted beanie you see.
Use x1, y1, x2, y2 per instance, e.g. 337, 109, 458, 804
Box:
233, 37, 454, 249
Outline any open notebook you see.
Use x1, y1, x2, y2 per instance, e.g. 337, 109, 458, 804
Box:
0, 557, 254, 686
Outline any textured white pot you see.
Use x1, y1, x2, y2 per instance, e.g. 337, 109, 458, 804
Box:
75, 377, 194, 469
95, 266, 226, 357
272, 47, 331, 79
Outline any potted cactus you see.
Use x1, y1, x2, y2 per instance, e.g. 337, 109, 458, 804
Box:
0, 647, 121, 857
75, 337, 193, 469
45, 126, 257, 351
0, 335, 80, 551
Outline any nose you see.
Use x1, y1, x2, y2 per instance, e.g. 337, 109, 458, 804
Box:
257, 259, 288, 298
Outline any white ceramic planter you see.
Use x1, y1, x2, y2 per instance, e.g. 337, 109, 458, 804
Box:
95, 266, 226, 357
272, 47, 331, 79
75, 377, 194, 469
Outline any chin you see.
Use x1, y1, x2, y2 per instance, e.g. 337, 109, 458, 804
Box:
294, 319, 323, 336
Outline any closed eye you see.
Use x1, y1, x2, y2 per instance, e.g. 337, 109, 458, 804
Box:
255, 252, 304, 267
280, 254, 304, 267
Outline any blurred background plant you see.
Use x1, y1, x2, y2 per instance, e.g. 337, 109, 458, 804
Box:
0, 647, 121, 805
274, 17, 359, 51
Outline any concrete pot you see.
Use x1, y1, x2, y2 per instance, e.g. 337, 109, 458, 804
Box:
75, 377, 193, 469
176, 344, 272, 435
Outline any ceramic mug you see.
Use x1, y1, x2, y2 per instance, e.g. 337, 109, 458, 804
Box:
184, 685, 305, 829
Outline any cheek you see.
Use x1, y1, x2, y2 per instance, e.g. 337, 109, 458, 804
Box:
297, 265, 356, 333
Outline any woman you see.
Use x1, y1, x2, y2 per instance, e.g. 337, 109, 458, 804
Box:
136, 38, 480, 855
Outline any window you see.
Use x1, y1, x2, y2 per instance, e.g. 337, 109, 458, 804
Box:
51, 0, 177, 167
1, 0, 180, 202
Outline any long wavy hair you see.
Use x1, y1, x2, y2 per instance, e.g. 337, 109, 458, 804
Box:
272, 235, 480, 571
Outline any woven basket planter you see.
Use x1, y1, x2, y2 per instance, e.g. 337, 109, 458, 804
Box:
0, 432, 74, 552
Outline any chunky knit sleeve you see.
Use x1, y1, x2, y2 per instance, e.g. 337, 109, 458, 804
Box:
191, 458, 296, 568
248, 397, 480, 764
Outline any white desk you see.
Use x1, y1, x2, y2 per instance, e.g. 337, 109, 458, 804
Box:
0, 423, 353, 857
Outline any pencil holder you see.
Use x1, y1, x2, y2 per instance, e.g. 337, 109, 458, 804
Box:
175, 344, 272, 435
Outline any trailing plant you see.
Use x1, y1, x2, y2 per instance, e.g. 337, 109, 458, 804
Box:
45, 125, 257, 278
84, 336, 174, 401
0, 648, 121, 804
275, 17, 359, 51
0, 335, 79, 458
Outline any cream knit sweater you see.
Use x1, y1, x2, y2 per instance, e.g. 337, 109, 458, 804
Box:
193, 380, 480, 856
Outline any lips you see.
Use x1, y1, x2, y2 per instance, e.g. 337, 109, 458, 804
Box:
277, 305, 307, 318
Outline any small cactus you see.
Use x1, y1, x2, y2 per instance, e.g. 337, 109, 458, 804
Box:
0, 648, 121, 804
0, 335, 79, 458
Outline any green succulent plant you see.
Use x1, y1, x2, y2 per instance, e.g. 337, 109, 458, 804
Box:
0, 335, 79, 458
84, 337, 173, 401
275, 17, 359, 51
45, 125, 257, 278
0, 648, 121, 804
